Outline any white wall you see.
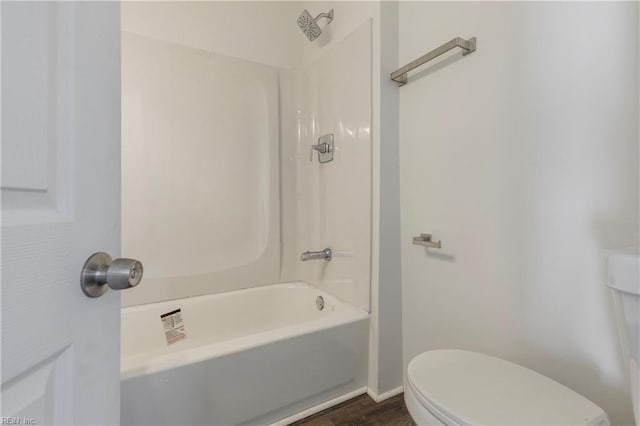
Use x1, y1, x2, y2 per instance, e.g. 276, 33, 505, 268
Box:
399, 2, 639, 424
376, 0, 403, 396
121, 1, 302, 69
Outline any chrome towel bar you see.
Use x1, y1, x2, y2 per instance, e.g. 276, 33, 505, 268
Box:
413, 234, 442, 249
391, 37, 476, 86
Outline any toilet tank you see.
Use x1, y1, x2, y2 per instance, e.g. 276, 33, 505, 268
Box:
605, 246, 640, 425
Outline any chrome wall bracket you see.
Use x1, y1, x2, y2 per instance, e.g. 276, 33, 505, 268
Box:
413, 233, 442, 249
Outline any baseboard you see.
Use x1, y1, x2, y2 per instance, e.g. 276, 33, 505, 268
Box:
270, 387, 368, 426
367, 385, 404, 403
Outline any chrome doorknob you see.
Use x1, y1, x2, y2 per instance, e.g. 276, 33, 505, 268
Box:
80, 252, 143, 298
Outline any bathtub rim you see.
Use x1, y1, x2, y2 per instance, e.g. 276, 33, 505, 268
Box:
121, 281, 369, 380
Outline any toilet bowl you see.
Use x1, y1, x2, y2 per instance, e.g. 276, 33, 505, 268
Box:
405, 350, 609, 426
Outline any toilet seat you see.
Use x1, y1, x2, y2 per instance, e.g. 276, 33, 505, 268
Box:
405, 377, 460, 425
406, 350, 609, 426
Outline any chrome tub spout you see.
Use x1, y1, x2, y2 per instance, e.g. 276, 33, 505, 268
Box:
300, 248, 332, 262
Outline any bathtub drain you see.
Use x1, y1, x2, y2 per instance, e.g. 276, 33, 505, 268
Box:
316, 296, 325, 311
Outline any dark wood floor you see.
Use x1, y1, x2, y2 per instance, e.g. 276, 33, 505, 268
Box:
291, 393, 415, 426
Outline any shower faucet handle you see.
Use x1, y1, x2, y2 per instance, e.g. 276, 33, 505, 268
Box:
309, 142, 329, 160
309, 134, 335, 163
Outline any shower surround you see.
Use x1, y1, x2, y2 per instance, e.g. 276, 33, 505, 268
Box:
294, 22, 372, 312
121, 32, 281, 306
120, 8, 372, 425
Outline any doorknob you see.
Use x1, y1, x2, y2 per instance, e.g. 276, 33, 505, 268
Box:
80, 252, 143, 298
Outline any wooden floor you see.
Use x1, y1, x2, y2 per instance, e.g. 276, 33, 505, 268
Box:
291, 393, 415, 426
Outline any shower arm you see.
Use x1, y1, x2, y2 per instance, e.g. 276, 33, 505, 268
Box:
313, 10, 334, 24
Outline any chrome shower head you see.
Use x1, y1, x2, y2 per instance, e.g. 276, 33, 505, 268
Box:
297, 9, 334, 42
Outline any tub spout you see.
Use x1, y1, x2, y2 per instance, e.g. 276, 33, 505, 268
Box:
300, 248, 332, 262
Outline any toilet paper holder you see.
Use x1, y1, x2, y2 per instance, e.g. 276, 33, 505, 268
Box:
413, 233, 442, 249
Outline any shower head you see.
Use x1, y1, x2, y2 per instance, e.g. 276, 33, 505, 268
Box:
297, 9, 334, 42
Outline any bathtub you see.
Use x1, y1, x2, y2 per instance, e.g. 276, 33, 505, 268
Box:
120, 282, 369, 425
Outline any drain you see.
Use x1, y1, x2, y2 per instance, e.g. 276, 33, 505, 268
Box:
316, 296, 325, 311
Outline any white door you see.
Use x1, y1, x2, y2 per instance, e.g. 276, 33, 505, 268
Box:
2, 2, 122, 424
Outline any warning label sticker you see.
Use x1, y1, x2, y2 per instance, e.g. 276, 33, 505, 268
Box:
160, 309, 186, 345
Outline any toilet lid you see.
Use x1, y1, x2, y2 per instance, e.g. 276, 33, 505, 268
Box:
407, 350, 608, 426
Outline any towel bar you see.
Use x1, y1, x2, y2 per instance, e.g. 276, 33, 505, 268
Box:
391, 37, 476, 86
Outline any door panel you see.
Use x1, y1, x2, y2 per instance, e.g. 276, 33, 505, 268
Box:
2, 2, 122, 424
1, 2, 73, 225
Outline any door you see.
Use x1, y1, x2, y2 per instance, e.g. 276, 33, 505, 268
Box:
2, 2, 122, 424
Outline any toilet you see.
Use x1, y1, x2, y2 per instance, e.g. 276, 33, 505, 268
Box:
406, 246, 639, 426
605, 246, 639, 425
405, 350, 609, 425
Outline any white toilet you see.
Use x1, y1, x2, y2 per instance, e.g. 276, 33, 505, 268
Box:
405, 247, 640, 426
605, 246, 639, 425
405, 350, 609, 425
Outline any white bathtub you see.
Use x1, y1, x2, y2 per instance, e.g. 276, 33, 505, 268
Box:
120, 282, 369, 425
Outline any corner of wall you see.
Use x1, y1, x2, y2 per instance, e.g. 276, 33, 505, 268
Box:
375, 0, 404, 395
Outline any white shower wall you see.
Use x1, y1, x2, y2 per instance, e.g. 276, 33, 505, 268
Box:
120, 3, 374, 318
121, 33, 281, 306
293, 22, 372, 312
120, 1, 387, 396
121, 3, 301, 306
